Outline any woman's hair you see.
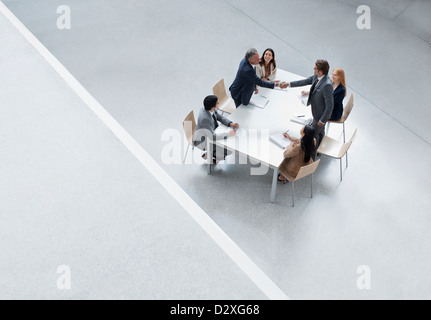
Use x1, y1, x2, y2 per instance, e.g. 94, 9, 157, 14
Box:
333, 68, 347, 96
259, 48, 276, 68
301, 125, 316, 163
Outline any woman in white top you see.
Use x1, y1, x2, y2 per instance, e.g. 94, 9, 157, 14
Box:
255, 48, 278, 82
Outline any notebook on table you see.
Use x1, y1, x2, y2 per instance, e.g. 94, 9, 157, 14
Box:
270, 133, 293, 149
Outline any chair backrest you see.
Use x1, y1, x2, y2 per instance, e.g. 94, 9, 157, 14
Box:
341, 93, 354, 122
212, 79, 229, 104
294, 159, 321, 182
337, 128, 357, 158
182, 110, 196, 146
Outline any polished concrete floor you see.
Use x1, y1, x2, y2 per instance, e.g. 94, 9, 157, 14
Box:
1, 0, 431, 299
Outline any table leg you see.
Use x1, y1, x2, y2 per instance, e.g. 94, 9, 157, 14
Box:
207, 140, 212, 175
270, 168, 278, 203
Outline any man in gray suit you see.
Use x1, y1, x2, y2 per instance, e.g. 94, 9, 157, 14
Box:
286, 60, 334, 150
193, 95, 239, 162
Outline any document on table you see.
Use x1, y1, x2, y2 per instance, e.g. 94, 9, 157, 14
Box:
270, 133, 292, 149
215, 125, 246, 137
249, 94, 269, 109
297, 94, 308, 105
290, 115, 313, 126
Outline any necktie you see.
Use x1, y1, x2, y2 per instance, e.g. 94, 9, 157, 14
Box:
310, 77, 319, 93
307, 78, 319, 105
212, 113, 219, 129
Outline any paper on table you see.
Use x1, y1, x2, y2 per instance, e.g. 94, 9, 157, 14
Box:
297, 94, 308, 105
270, 133, 292, 149
215, 125, 246, 137
249, 94, 269, 109
290, 115, 313, 126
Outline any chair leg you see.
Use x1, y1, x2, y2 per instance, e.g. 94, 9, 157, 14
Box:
291, 181, 295, 207
344, 123, 349, 167
311, 173, 313, 198
343, 123, 346, 143
183, 144, 190, 163
340, 158, 343, 182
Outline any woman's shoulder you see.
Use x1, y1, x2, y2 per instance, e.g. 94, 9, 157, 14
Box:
337, 84, 346, 92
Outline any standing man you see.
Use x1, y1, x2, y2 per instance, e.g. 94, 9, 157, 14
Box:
230, 48, 288, 108
193, 95, 239, 163
286, 60, 334, 149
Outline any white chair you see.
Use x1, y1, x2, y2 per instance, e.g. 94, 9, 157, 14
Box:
327, 93, 354, 165
282, 160, 321, 207
317, 129, 357, 182
212, 79, 236, 115
182, 110, 196, 163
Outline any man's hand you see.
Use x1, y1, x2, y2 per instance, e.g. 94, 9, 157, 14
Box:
318, 121, 325, 127
254, 88, 259, 94
301, 91, 310, 96
230, 122, 239, 129
280, 82, 289, 89
228, 129, 237, 137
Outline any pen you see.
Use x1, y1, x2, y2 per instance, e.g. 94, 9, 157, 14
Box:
297, 115, 305, 117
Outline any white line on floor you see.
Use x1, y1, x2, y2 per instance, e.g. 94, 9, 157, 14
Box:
0, 1, 289, 300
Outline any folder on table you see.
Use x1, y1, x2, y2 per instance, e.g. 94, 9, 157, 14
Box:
270, 133, 292, 149
290, 115, 313, 126
297, 94, 308, 105
249, 94, 269, 109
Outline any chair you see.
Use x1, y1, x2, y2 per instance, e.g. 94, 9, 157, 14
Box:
212, 79, 236, 115
285, 159, 321, 207
327, 93, 354, 165
327, 93, 354, 141
317, 129, 357, 182
182, 110, 196, 163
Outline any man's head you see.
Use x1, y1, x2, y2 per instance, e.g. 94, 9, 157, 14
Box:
314, 60, 330, 77
245, 48, 260, 65
204, 95, 219, 111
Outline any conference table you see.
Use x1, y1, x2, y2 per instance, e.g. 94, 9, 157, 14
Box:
210, 69, 313, 203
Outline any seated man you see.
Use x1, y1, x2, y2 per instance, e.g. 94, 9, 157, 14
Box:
193, 95, 239, 163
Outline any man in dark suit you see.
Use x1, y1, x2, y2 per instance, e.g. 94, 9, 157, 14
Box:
286, 60, 334, 149
229, 48, 288, 107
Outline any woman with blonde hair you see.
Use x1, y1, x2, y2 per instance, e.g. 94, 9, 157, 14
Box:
330, 68, 347, 121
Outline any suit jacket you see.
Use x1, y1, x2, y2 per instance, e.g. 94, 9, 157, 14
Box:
255, 63, 277, 81
229, 58, 275, 106
290, 75, 334, 124
193, 107, 232, 149
331, 84, 346, 121
278, 140, 314, 181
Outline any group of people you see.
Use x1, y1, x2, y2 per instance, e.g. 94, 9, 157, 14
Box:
192, 48, 347, 182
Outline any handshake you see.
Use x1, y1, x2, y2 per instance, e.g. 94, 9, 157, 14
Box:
274, 81, 289, 89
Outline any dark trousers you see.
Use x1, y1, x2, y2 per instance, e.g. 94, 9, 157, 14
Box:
311, 119, 325, 159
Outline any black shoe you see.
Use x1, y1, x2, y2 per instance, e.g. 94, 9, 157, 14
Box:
277, 173, 287, 184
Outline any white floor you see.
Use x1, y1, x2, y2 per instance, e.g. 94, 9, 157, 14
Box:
1, 0, 431, 300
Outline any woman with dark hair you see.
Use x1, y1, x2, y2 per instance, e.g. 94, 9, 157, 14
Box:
277, 125, 316, 183
256, 48, 278, 82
